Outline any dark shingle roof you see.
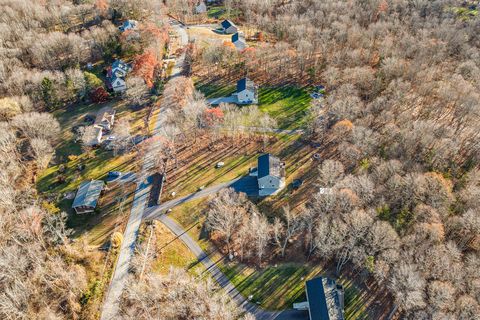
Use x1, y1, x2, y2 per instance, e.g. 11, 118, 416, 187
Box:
257, 154, 283, 179
72, 180, 104, 209
237, 78, 255, 93
221, 19, 235, 29
306, 277, 344, 320
232, 32, 239, 42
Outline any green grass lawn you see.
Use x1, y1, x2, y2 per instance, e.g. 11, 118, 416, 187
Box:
207, 6, 241, 20
196, 82, 236, 99
258, 87, 312, 130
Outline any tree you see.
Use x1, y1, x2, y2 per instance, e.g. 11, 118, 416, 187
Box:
30, 138, 53, 170
273, 206, 303, 257
11, 112, 60, 141
389, 263, 427, 313
40, 77, 58, 110
90, 86, 110, 103
0, 97, 22, 121
132, 50, 158, 88
125, 77, 148, 106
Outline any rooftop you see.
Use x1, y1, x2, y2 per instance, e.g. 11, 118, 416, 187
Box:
237, 78, 256, 93
72, 180, 104, 209
306, 277, 344, 320
221, 19, 236, 29
257, 154, 285, 179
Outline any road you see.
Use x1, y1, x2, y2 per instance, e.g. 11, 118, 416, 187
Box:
157, 214, 308, 320
100, 20, 189, 320
143, 178, 241, 220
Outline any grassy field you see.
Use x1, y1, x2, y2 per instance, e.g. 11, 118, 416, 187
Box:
195, 82, 312, 130
258, 87, 312, 130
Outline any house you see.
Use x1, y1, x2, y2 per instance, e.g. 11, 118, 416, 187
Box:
72, 180, 105, 214
303, 277, 345, 320
111, 60, 131, 78
256, 154, 285, 196
110, 75, 126, 93
94, 107, 116, 131
221, 19, 238, 34
119, 20, 138, 32
195, 1, 207, 14
232, 33, 247, 51
84, 126, 104, 147
234, 78, 258, 104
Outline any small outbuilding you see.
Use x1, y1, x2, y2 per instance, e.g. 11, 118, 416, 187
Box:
72, 180, 105, 214
221, 19, 238, 34
232, 32, 247, 51
235, 78, 258, 104
256, 154, 285, 196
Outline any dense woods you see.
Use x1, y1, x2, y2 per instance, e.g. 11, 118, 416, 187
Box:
1, 0, 479, 319
196, 0, 480, 318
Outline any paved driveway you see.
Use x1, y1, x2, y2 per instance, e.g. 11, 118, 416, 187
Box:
207, 95, 238, 105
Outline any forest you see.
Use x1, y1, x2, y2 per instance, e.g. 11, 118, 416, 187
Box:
0, 0, 479, 319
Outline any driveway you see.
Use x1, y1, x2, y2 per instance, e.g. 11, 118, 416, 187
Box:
158, 215, 308, 320
207, 95, 238, 105
143, 177, 241, 220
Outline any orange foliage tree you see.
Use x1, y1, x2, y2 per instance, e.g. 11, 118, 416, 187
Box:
203, 107, 224, 127
133, 50, 158, 88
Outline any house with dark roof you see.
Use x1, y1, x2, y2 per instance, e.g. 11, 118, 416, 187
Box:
234, 78, 258, 104
304, 277, 345, 320
111, 60, 131, 78
221, 19, 238, 34
256, 154, 285, 196
232, 32, 247, 51
72, 180, 105, 214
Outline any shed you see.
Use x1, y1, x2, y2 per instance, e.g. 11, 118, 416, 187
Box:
72, 180, 105, 214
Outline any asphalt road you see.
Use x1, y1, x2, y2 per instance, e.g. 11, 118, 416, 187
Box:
158, 214, 308, 320
100, 20, 189, 320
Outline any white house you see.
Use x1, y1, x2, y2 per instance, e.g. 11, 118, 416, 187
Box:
232, 32, 247, 51
195, 1, 207, 14
221, 20, 238, 34
84, 126, 104, 147
256, 154, 286, 196
94, 107, 116, 131
111, 60, 131, 78
234, 78, 258, 104
110, 75, 126, 93
72, 180, 105, 214
119, 20, 138, 32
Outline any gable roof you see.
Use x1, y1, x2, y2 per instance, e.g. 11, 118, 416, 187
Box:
112, 60, 130, 72
232, 32, 240, 42
257, 154, 284, 179
72, 180, 104, 209
306, 277, 344, 320
237, 78, 255, 93
95, 107, 115, 125
221, 19, 236, 29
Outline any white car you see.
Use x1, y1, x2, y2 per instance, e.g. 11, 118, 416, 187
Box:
215, 162, 225, 168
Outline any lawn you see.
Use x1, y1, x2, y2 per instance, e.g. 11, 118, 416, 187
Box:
139, 221, 203, 275
207, 5, 241, 20
195, 82, 236, 99
258, 87, 312, 130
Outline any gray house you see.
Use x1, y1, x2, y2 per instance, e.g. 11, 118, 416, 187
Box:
232, 32, 247, 51
256, 154, 285, 196
72, 180, 105, 214
234, 78, 258, 104
221, 19, 238, 34
303, 277, 345, 320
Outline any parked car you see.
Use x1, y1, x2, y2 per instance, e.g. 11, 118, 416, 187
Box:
198, 185, 205, 191
215, 162, 225, 168
107, 171, 122, 180
292, 179, 303, 189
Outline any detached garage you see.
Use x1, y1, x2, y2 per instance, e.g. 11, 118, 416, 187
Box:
72, 180, 104, 214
